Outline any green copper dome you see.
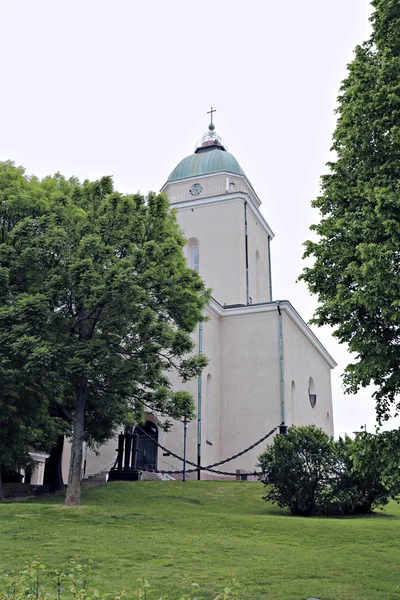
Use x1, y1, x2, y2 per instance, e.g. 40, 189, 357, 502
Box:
167, 148, 246, 182
167, 122, 247, 183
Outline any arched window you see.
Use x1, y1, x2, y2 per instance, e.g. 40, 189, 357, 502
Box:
187, 237, 200, 273
190, 245, 200, 272
308, 377, 316, 408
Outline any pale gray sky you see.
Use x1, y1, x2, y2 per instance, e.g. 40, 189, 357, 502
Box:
1, 0, 392, 437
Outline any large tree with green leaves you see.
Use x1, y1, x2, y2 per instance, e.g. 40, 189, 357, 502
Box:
0, 163, 63, 499
300, 0, 400, 421
0, 162, 209, 505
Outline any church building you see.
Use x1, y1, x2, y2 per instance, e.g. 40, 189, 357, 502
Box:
73, 115, 336, 481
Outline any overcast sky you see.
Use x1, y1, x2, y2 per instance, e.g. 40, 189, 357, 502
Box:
1, 0, 393, 437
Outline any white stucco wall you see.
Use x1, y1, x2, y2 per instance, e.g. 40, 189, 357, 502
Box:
219, 310, 282, 474
246, 206, 272, 303
282, 311, 334, 436
176, 198, 246, 306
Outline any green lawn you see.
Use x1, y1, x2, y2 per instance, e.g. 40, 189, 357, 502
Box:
0, 481, 399, 599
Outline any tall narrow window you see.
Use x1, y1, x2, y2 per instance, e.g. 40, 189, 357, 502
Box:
291, 381, 296, 424
190, 245, 200, 272
256, 250, 261, 302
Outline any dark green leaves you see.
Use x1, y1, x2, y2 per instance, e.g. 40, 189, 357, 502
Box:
300, 1, 400, 422
0, 163, 210, 494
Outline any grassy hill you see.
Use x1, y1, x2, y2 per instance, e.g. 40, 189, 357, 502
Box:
0, 481, 399, 599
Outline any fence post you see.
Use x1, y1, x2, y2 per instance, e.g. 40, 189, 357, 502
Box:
279, 423, 287, 436
117, 432, 124, 470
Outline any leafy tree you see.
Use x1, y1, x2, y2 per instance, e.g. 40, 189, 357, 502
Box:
299, 0, 400, 422
0, 162, 209, 505
329, 434, 395, 514
0, 163, 62, 499
349, 429, 400, 505
258, 426, 335, 516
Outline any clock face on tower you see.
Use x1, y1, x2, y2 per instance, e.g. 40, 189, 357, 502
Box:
190, 183, 203, 196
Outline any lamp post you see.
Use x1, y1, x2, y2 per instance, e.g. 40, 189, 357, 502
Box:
183, 416, 188, 482
353, 424, 367, 437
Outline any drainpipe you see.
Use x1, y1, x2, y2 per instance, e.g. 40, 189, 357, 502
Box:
268, 235, 273, 301
276, 301, 285, 424
244, 202, 250, 304
197, 322, 203, 480
83, 442, 88, 477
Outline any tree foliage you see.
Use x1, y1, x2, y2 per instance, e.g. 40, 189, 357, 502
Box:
0, 163, 63, 499
258, 425, 400, 516
299, 0, 400, 421
0, 161, 210, 504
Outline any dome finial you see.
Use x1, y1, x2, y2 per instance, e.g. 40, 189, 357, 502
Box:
195, 107, 226, 152
207, 106, 216, 131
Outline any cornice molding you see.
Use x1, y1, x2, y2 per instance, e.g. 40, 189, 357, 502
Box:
161, 172, 260, 205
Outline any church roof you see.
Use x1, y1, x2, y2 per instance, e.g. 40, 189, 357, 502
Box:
167, 122, 247, 182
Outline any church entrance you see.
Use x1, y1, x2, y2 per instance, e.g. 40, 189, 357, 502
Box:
135, 421, 158, 471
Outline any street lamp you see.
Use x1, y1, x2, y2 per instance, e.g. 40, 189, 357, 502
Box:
353, 424, 367, 436
182, 416, 188, 482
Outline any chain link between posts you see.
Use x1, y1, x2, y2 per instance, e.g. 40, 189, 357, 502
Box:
134, 423, 280, 477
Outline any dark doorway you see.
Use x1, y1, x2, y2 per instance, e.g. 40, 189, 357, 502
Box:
135, 421, 158, 471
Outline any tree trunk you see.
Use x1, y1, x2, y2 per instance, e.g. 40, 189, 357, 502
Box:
65, 380, 86, 506
0, 470, 4, 501
44, 435, 65, 492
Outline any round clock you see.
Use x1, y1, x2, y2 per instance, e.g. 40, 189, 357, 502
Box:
190, 183, 203, 196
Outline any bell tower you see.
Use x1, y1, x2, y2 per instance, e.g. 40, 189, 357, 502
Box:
160, 111, 274, 307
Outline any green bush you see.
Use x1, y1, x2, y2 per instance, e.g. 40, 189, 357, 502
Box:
258, 426, 400, 516
0, 559, 242, 600
258, 426, 335, 516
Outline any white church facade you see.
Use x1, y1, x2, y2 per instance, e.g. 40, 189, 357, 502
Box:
65, 118, 336, 481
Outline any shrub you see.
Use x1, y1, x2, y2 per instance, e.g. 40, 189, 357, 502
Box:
258, 426, 335, 516
258, 426, 400, 516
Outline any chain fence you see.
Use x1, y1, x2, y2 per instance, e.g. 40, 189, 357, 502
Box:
134, 423, 280, 477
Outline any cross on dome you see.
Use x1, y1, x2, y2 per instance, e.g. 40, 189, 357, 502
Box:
195, 107, 226, 153
207, 106, 217, 131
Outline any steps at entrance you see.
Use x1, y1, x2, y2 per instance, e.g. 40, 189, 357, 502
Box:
83, 470, 176, 484
141, 471, 175, 481
82, 471, 108, 487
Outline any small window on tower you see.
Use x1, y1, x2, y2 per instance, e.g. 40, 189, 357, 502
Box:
308, 377, 317, 408
190, 246, 199, 272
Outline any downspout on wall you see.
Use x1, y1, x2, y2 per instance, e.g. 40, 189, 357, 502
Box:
268, 235, 273, 301
244, 202, 250, 304
276, 301, 285, 424
197, 322, 203, 480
